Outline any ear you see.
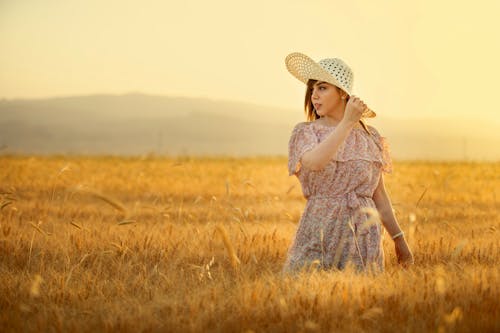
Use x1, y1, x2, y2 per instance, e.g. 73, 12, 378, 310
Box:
336, 86, 347, 99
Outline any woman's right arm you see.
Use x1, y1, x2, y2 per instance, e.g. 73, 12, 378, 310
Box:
301, 95, 367, 171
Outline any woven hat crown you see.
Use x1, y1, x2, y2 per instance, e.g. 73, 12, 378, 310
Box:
317, 58, 353, 95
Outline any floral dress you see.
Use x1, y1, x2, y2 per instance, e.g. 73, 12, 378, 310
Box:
283, 120, 393, 273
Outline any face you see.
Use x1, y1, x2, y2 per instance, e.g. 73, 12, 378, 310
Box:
310, 81, 346, 117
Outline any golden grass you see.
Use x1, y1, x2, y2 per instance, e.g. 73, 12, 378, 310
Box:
0, 155, 498, 332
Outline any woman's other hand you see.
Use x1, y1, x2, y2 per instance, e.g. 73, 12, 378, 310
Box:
343, 95, 367, 125
394, 237, 414, 268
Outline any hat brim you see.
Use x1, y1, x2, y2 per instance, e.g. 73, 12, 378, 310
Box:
285, 52, 376, 118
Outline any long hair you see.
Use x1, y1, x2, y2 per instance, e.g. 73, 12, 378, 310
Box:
304, 79, 320, 122
304, 79, 371, 135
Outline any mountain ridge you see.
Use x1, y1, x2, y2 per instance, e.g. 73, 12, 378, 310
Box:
1, 93, 498, 160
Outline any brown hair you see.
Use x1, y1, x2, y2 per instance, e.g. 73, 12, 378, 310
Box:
304, 79, 371, 135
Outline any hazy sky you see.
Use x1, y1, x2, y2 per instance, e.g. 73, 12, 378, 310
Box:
1, 0, 500, 124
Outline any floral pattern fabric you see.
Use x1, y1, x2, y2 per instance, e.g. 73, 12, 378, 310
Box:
283, 121, 393, 273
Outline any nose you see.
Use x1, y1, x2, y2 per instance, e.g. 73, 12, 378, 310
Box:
311, 88, 319, 100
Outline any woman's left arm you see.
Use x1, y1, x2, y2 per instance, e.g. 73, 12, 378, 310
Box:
372, 173, 414, 266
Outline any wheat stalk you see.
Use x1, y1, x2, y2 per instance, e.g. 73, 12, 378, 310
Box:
215, 224, 240, 271
73, 185, 128, 214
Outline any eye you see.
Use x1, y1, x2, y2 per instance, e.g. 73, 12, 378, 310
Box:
310, 85, 326, 93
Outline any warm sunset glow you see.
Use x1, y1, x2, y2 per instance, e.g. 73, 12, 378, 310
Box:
1, 0, 499, 158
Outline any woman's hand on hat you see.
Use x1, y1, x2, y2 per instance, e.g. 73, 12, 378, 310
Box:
343, 95, 367, 126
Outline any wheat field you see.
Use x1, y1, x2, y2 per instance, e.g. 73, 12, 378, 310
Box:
0, 155, 498, 332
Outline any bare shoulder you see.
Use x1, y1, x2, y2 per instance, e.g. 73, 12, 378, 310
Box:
366, 124, 381, 136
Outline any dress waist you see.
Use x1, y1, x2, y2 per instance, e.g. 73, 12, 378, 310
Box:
307, 192, 372, 210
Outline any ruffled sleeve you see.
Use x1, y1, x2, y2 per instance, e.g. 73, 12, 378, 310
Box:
288, 122, 318, 176
368, 126, 393, 174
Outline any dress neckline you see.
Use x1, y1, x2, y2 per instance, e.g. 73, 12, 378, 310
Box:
310, 121, 365, 130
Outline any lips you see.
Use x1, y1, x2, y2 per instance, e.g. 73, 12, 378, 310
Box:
314, 103, 322, 109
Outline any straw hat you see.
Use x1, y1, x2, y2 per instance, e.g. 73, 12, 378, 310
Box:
285, 52, 376, 118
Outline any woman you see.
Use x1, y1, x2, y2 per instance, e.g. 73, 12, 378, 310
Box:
283, 52, 414, 273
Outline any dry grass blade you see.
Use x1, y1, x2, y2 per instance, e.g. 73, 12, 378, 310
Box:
215, 224, 240, 270
110, 242, 123, 250
65, 253, 91, 287
1, 201, 13, 210
29, 222, 51, 236
444, 307, 464, 325
118, 219, 136, 225
91, 192, 127, 213
57, 164, 71, 176
416, 187, 428, 207
451, 240, 468, 259
75, 186, 128, 214
308, 259, 321, 272
243, 180, 256, 189
286, 184, 296, 194
348, 220, 365, 270
70, 221, 82, 229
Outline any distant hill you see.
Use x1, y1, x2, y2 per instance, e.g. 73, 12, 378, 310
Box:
0, 93, 498, 161
0, 93, 300, 156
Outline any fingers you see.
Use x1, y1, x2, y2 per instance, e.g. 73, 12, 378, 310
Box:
397, 252, 415, 267
349, 95, 367, 110
344, 95, 369, 123
395, 243, 414, 267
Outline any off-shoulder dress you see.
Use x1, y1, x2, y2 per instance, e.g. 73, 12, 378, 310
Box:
283, 120, 393, 273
